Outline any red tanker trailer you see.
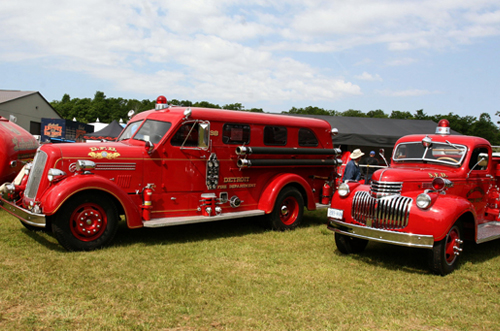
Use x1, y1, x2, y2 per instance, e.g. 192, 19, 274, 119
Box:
0, 116, 38, 184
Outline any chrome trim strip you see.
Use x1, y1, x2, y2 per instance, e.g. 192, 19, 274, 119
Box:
95, 163, 136, 171
328, 219, 434, 249
143, 210, 265, 228
0, 198, 46, 227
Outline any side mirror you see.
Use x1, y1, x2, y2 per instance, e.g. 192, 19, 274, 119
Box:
145, 141, 154, 154
198, 122, 210, 149
478, 153, 488, 167
379, 148, 384, 157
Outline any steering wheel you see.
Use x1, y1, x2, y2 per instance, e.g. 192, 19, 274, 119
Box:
437, 157, 459, 163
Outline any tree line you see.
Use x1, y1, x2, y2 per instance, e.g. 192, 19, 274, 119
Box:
50, 91, 500, 144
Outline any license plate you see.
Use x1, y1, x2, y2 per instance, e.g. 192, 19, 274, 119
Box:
327, 208, 343, 219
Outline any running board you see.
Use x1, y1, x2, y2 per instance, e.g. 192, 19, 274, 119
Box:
143, 210, 266, 228
477, 221, 500, 244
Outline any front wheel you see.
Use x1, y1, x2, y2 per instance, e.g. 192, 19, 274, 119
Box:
428, 221, 463, 275
52, 192, 119, 251
335, 232, 368, 254
266, 186, 304, 231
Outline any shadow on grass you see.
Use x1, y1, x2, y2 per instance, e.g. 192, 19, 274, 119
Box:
112, 216, 267, 248
20, 228, 66, 252
332, 238, 500, 275
15, 208, 332, 251
112, 208, 329, 249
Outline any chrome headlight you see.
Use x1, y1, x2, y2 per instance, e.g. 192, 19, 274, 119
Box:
416, 193, 432, 209
48, 168, 66, 182
76, 160, 96, 171
338, 183, 350, 197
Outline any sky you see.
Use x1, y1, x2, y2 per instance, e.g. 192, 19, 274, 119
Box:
1, 0, 500, 120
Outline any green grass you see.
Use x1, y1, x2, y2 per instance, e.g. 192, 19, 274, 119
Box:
1, 209, 500, 330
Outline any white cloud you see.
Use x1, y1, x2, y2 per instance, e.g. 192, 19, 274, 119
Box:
376, 89, 441, 97
0, 0, 498, 111
354, 72, 383, 81
385, 58, 418, 66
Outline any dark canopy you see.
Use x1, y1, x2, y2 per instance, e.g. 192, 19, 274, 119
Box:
296, 115, 460, 147
83, 120, 124, 141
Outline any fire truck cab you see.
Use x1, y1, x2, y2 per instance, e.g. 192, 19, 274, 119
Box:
0, 96, 340, 251
327, 119, 500, 275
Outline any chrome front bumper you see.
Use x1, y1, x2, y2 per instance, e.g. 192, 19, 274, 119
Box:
0, 197, 46, 228
328, 218, 434, 249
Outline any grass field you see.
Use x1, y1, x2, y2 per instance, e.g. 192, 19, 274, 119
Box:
1, 208, 500, 330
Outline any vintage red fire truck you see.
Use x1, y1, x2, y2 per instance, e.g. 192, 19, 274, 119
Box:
327, 119, 500, 275
0, 116, 38, 184
0, 96, 340, 251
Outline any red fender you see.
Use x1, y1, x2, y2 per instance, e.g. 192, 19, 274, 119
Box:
404, 193, 475, 241
258, 173, 315, 213
39, 174, 143, 228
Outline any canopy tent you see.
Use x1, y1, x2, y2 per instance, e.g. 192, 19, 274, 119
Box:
296, 116, 460, 147
83, 120, 124, 141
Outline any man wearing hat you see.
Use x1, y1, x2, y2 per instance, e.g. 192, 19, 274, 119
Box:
342, 149, 364, 182
362, 150, 379, 184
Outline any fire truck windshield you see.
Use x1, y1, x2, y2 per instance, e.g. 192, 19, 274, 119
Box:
117, 120, 172, 144
393, 141, 466, 166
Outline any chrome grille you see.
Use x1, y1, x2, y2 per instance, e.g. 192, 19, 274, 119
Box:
352, 191, 412, 229
25, 150, 47, 199
370, 180, 403, 198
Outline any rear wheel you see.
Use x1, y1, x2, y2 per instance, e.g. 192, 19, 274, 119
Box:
52, 192, 119, 251
429, 221, 463, 275
335, 232, 368, 254
266, 186, 304, 231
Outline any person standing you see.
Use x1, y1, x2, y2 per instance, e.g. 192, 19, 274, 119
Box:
342, 149, 364, 182
363, 151, 379, 184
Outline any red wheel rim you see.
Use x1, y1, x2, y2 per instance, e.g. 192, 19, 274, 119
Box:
279, 196, 299, 226
70, 203, 108, 242
444, 226, 460, 264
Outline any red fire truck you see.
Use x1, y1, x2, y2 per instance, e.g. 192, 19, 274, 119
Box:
0, 97, 340, 251
0, 116, 38, 184
327, 119, 500, 275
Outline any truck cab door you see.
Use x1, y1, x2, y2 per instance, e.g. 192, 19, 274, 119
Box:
159, 121, 213, 216
467, 146, 491, 221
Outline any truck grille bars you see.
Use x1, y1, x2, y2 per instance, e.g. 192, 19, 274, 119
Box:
370, 180, 403, 197
351, 191, 412, 230
25, 150, 47, 199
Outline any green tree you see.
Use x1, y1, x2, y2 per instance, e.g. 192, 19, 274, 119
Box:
390, 110, 414, 120
367, 109, 388, 118
341, 109, 366, 117
469, 113, 500, 144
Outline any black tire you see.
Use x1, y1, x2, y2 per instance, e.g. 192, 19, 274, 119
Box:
335, 232, 368, 254
429, 221, 463, 275
52, 192, 119, 251
266, 186, 304, 231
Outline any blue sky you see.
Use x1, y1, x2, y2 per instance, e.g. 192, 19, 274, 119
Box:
1, 0, 500, 120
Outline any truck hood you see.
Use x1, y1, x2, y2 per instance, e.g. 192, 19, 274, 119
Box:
373, 166, 462, 183
42, 141, 146, 160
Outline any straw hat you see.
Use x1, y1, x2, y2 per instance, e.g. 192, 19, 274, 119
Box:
350, 149, 365, 159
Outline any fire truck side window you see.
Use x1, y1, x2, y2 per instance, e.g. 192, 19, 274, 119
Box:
298, 128, 318, 147
264, 126, 287, 146
222, 123, 250, 144
171, 123, 199, 147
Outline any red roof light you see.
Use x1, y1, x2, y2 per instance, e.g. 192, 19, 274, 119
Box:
435, 119, 450, 135
155, 95, 168, 110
